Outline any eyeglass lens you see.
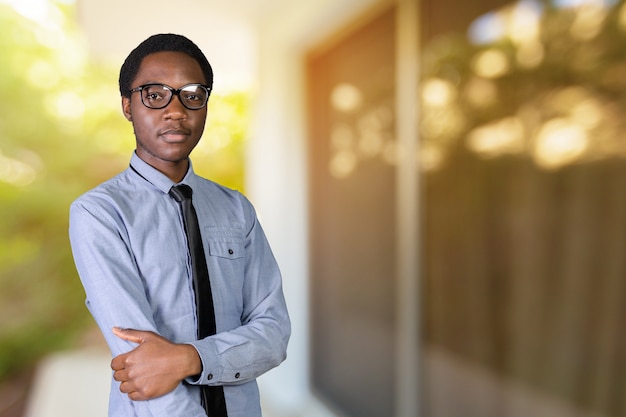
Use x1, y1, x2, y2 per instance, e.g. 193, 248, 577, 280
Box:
140, 84, 209, 109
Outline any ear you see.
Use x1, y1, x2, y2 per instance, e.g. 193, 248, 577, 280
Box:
122, 96, 132, 121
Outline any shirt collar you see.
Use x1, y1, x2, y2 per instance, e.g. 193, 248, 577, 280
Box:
129, 152, 197, 194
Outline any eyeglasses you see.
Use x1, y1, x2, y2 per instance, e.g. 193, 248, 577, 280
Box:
129, 83, 211, 110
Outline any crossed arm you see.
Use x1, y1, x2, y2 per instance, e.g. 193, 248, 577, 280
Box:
110, 327, 202, 401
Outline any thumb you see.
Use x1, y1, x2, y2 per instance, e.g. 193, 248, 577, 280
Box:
112, 327, 149, 344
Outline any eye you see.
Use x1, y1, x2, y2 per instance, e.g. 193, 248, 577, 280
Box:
144, 91, 165, 101
141, 85, 170, 103
181, 85, 208, 103
182, 93, 201, 102
181, 90, 206, 102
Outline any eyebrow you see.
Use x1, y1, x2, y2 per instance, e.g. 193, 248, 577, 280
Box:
139, 81, 203, 86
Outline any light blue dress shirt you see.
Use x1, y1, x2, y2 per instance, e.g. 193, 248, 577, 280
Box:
69, 153, 290, 417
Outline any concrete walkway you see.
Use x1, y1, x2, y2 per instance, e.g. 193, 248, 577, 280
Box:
21, 347, 303, 417
23, 348, 111, 417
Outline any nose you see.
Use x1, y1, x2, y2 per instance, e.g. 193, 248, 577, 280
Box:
164, 94, 188, 119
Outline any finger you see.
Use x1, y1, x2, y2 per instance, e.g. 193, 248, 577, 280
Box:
119, 380, 134, 394
113, 369, 128, 382
128, 391, 146, 401
111, 354, 127, 371
112, 327, 147, 344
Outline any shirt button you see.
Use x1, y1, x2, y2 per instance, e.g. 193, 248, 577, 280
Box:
235, 372, 240, 379
228, 249, 234, 255
208, 374, 213, 380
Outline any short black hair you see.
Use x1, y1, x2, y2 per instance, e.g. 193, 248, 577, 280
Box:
119, 33, 213, 98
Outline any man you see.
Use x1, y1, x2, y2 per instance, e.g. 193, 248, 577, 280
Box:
69, 34, 290, 417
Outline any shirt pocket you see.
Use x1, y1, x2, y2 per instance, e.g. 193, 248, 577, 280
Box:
204, 226, 246, 320
208, 239, 244, 260
204, 225, 245, 258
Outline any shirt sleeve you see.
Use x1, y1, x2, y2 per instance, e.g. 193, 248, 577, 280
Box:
187, 194, 291, 386
69, 199, 207, 417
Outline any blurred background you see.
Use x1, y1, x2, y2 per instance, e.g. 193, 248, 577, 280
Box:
0, 0, 624, 416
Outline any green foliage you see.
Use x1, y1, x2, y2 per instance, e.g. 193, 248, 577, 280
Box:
193, 91, 250, 191
0, 1, 248, 380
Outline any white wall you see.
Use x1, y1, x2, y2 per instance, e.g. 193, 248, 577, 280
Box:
77, 0, 265, 92
246, 1, 386, 415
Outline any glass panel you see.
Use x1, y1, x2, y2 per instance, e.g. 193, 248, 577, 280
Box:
307, 5, 397, 417
420, 1, 626, 416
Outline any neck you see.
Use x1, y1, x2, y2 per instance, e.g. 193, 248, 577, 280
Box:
135, 150, 190, 183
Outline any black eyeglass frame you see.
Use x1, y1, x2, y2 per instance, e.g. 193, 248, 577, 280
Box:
128, 83, 212, 110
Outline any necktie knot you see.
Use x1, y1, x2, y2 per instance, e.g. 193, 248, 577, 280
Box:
169, 184, 193, 202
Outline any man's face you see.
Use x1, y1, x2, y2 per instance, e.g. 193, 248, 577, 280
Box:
122, 51, 208, 173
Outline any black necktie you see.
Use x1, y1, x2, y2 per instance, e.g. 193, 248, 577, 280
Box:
169, 184, 228, 417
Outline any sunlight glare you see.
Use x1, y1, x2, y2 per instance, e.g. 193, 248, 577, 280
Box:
0, 149, 38, 187
508, 0, 543, 44
467, 117, 525, 157
3, 0, 67, 31
331, 83, 363, 113
618, 2, 626, 29
534, 118, 588, 169
5, 0, 49, 22
48, 91, 85, 120
27, 60, 61, 89
329, 150, 357, 178
469, 0, 542, 45
472, 49, 510, 78
55, 38, 88, 77
570, 3, 608, 41
422, 78, 457, 107
571, 99, 603, 129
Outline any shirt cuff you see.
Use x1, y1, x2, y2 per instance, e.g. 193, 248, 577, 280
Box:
184, 341, 219, 385
185, 339, 252, 385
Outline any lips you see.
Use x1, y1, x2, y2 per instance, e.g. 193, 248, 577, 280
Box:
160, 127, 191, 142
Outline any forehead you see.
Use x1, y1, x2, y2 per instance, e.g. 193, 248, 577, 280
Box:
135, 51, 206, 86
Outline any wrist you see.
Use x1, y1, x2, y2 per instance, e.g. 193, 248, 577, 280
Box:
180, 343, 203, 380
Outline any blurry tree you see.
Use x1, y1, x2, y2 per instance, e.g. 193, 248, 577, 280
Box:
0, 0, 248, 382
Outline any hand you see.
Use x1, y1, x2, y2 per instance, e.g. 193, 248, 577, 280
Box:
110, 327, 202, 401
